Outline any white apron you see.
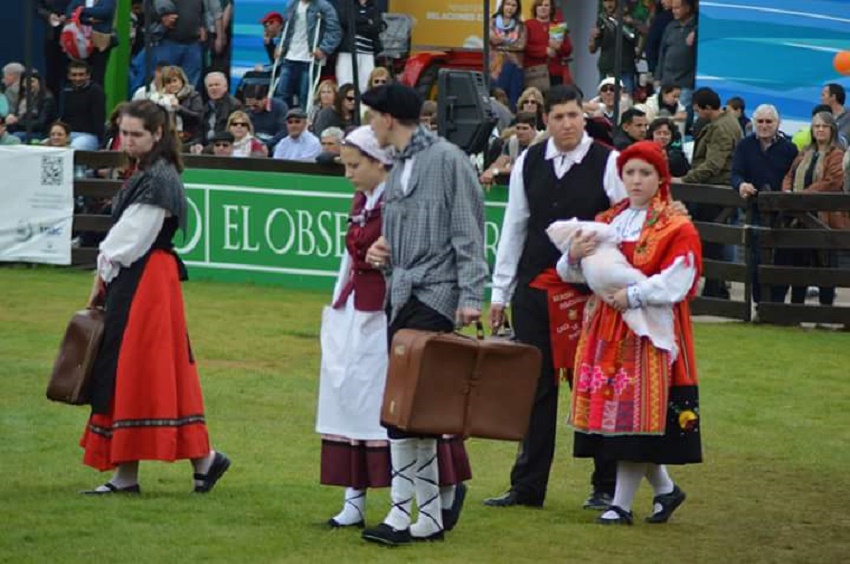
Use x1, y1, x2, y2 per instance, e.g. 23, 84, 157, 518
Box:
315, 185, 388, 441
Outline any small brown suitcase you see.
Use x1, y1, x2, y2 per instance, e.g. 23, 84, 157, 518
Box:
381, 328, 540, 441
46, 307, 106, 405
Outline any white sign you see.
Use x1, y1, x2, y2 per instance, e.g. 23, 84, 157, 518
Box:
0, 146, 74, 265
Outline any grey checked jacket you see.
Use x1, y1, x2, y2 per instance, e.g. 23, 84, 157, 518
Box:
383, 129, 488, 323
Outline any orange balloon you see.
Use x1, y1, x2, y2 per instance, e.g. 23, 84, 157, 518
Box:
834, 51, 850, 75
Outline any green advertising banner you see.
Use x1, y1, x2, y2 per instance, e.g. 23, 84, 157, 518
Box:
177, 169, 508, 291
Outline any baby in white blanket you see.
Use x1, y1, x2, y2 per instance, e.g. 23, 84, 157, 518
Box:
546, 218, 677, 359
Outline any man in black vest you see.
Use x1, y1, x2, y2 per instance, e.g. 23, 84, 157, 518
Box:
485, 85, 624, 510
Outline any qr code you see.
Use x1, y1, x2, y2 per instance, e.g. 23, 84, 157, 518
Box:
41, 156, 64, 186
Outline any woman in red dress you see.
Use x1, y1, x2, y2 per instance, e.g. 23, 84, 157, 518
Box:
562, 141, 702, 525
524, 0, 573, 92
80, 100, 230, 494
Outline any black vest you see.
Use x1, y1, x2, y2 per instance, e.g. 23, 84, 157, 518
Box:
517, 141, 612, 285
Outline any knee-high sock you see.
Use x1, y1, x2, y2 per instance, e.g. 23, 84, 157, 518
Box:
410, 438, 443, 537
645, 464, 674, 496
645, 463, 675, 515
332, 487, 366, 525
384, 438, 417, 530
601, 461, 646, 519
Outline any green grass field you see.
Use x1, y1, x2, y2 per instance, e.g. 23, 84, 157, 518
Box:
1, 267, 848, 563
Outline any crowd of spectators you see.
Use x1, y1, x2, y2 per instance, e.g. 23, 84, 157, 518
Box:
2, 0, 847, 307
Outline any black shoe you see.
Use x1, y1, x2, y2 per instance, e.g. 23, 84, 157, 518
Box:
361, 523, 412, 546
483, 490, 543, 508
596, 505, 634, 525
442, 482, 467, 531
326, 518, 365, 529
194, 451, 231, 493
645, 485, 686, 524
582, 490, 613, 511
412, 529, 445, 542
81, 482, 141, 495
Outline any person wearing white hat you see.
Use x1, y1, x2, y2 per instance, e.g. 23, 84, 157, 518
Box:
316, 125, 394, 529
582, 77, 633, 125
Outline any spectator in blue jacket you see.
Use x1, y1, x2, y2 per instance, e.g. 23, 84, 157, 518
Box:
66, 0, 116, 86
731, 103, 799, 303
275, 0, 342, 110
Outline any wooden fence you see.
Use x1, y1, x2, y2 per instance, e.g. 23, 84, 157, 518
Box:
71, 151, 850, 326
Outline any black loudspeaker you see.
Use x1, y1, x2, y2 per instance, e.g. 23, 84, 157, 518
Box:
437, 69, 498, 155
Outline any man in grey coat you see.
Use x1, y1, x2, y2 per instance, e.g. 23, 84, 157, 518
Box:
657, 0, 697, 128
361, 84, 488, 547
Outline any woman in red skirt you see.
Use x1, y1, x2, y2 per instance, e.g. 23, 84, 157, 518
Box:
561, 141, 702, 525
80, 99, 230, 494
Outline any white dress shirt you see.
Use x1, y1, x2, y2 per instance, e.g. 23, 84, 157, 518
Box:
490, 133, 627, 305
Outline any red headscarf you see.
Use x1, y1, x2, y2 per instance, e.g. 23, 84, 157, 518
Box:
616, 140, 672, 202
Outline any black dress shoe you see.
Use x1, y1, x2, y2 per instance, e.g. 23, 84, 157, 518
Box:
361, 523, 412, 546
645, 485, 686, 524
482, 490, 543, 508
582, 490, 613, 511
81, 482, 141, 495
595, 505, 634, 525
194, 451, 231, 493
412, 529, 445, 542
442, 482, 467, 531
326, 517, 365, 529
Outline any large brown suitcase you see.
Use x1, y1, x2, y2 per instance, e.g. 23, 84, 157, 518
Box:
381, 329, 541, 441
46, 307, 105, 405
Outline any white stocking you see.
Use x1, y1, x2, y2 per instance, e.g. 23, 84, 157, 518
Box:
645, 464, 675, 514
332, 487, 366, 525
384, 439, 417, 530
600, 461, 646, 519
410, 438, 443, 538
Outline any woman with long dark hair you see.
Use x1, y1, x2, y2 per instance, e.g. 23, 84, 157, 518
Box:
312, 83, 357, 137
80, 100, 230, 495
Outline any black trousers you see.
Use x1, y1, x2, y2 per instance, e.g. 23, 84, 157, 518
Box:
385, 297, 454, 440
774, 248, 837, 305
509, 285, 615, 503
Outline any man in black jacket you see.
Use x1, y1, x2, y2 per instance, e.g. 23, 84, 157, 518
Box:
613, 108, 648, 150
335, 0, 385, 92
193, 71, 242, 151
60, 61, 105, 150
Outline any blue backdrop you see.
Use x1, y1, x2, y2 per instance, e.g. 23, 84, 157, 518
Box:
697, 0, 850, 127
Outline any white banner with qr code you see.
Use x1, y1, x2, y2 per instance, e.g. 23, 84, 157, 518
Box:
0, 146, 74, 265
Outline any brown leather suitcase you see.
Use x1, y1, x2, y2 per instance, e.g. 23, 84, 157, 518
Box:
381, 329, 541, 441
46, 307, 106, 405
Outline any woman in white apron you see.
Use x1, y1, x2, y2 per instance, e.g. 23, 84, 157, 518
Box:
316, 126, 471, 528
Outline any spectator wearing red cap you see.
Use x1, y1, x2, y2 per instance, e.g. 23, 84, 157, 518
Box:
261, 11, 285, 64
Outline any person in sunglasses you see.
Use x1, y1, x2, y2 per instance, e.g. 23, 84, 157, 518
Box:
312, 83, 357, 137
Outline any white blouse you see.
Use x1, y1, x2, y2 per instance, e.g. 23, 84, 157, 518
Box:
97, 203, 167, 283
